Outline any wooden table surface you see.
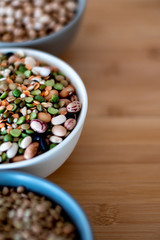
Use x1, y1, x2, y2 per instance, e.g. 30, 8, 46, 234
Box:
47, 0, 160, 239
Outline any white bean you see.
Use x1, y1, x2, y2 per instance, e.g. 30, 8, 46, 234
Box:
49, 136, 63, 144
0, 142, 12, 152
20, 136, 32, 149
51, 115, 66, 125
52, 125, 67, 137
7, 143, 18, 159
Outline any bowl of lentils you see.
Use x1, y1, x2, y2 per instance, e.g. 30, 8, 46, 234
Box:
0, 170, 93, 240
0, 0, 86, 55
0, 48, 88, 177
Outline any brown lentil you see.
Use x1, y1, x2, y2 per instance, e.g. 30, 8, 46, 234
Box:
0, 186, 77, 240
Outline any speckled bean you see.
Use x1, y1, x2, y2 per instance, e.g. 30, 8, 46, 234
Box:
30, 119, 47, 133
67, 101, 81, 113
64, 118, 76, 130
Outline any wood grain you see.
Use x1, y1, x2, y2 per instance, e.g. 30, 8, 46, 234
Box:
47, 0, 160, 239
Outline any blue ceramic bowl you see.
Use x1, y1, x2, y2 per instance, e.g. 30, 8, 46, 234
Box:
0, 0, 86, 56
0, 171, 93, 240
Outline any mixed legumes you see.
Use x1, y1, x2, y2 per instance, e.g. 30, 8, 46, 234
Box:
0, 0, 77, 42
0, 186, 77, 240
0, 51, 81, 163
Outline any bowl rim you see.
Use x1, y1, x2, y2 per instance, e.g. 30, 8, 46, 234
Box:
0, 48, 88, 169
0, 170, 93, 240
0, 0, 86, 46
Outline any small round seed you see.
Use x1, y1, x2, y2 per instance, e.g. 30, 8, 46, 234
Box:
64, 118, 77, 131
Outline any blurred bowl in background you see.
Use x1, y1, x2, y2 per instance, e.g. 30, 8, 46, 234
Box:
0, 170, 93, 240
0, 0, 86, 56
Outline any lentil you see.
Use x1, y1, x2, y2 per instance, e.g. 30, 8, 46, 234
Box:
0, 186, 77, 239
0, 51, 81, 163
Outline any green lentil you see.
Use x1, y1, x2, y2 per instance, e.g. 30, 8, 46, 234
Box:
54, 83, 63, 91
35, 95, 46, 103
12, 89, 21, 97
53, 103, 60, 109
22, 133, 29, 138
15, 108, 20, 113
7, 117, 13, 124
1, 152, 7, 162
3, 112, 11, 119
39, 84, 46, 90
26, 103, 34, 108
37, 104, 43, 112
30, 89, 41, 96
25, 129, 34, 134
21, 124, 30, 130
48, 107, 59, 115
18, 148, 24, 155
1, 130, 7, 135
25, 97, 33, 103
3, 134, 13, 142
10, 129, 21, 138
17, 116, 25, 125
0, 91, 8, 99
49, 143, 57, 149
19, 64, 27, 73
30, 112, 37, 120
11, 103, 17, 112
14, 98, 21, 105
45, 79, 55, 87
50, 94, 59, 103
0, 106, 5, 113
18, 138, 23, 147
24, 70, 31, 78
19, 101, 25, 108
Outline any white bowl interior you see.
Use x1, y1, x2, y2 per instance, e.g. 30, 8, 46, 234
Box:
0, 48, 88, 176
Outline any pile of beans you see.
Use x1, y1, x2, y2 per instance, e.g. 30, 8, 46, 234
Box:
0, 185, 77, 240
0, 0, 78, 42
0, 51, 81, 163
